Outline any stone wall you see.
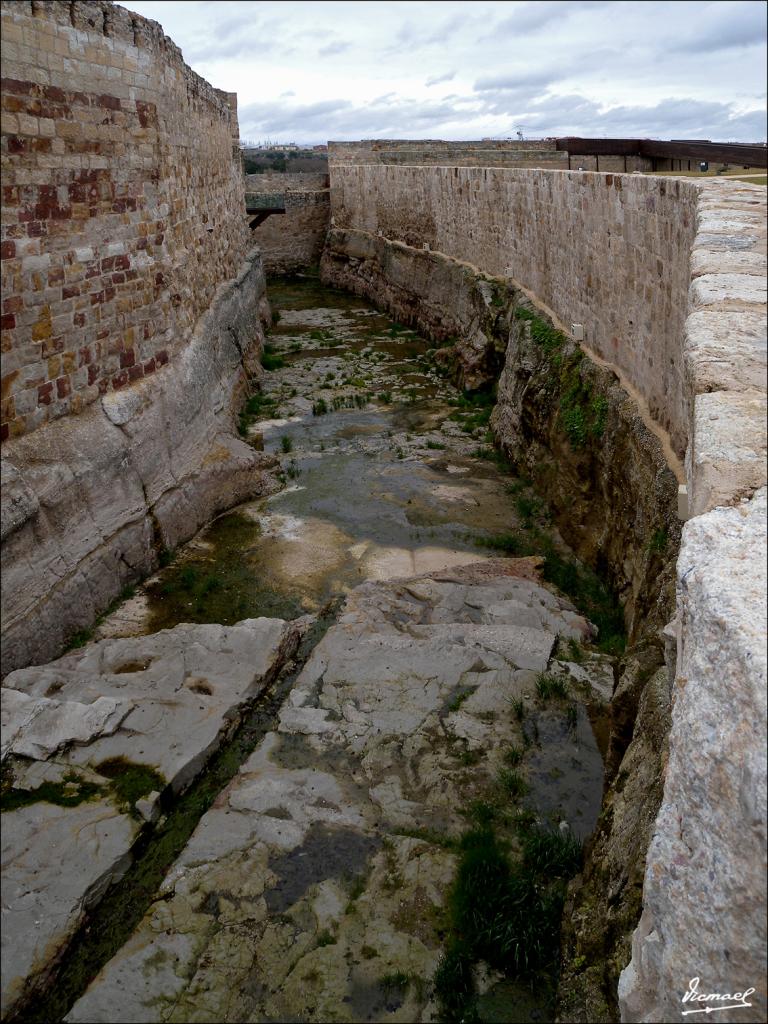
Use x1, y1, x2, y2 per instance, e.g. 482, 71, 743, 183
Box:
245, 171, 328, 191
0, 1, 277, 674
247, 171, 330, 275
329, 164, 700, 456
323, 160, 767, 1022
328, 139, 568, 169
1, 0, 249, 441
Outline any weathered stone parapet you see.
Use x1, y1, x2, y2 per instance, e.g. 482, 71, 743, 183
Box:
1, 248, 275, 677
1, 0, 248, 440
683, 179, 767, 518
618, 181, 767, 1023
618, 488, 767, 1024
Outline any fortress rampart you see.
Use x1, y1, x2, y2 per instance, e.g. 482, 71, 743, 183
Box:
0, 0, 275, 674
328, 162, 766, 512
1, 0, 248, 441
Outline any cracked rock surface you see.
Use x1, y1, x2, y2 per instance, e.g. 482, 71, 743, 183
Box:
1, 617, 301, 1019
66, 563, 609, 1023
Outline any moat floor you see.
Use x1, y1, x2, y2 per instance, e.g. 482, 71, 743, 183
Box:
2, 278, 615, 1023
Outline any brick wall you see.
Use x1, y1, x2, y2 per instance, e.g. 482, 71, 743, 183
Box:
0, 0, 249, 441
330, 164, 699, 455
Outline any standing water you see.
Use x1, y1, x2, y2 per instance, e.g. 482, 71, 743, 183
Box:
71, 275, 617, 1024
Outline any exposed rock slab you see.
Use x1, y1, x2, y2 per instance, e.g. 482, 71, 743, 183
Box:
0, 617, 301, 1019
67, 565, 610, 1023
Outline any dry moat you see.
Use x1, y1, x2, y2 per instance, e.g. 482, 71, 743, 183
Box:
4, 277, 623, 1024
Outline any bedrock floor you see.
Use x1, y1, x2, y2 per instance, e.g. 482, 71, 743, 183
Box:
2, 277, 621, 1024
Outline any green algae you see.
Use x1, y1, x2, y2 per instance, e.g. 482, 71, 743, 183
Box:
94, 758, 165, 813
145, 512, 303, 631
0, 771, 103, 814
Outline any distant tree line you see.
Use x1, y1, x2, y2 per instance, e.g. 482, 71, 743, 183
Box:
243, 150, 328, 174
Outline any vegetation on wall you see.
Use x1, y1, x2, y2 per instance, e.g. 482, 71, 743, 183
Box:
515, 307, 608, 448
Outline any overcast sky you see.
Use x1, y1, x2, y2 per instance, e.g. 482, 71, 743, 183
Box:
124, 0, 767, 144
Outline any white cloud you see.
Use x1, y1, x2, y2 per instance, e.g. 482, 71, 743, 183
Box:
123, 1, 768, 144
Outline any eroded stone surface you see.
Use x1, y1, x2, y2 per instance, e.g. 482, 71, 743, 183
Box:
0, 617, 301, 1019
67, 565, 610, 1023
618, 489, 768, 1024
0, 250, 277, 678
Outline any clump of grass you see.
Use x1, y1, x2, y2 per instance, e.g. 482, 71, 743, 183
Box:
497, 768, 528, 800
536, 673, 569, 701
463, 799, 498, 827
285, 459, 300, 480
455, 746, 482, 767
510, 697, 526, 721
433, 822, 583, 1021
649, 527, 668, 554
316, 930, 336, 947
312, 398, 328, 416
280, 435, 293, 453
425, 439, 446, 450
503, 745, 524, 767
515, 493, 545, 527
261, 351, 286, 371
447, 688, 474, 713
565, 636, 584, 663
380, 971, 426, 1003
475, 531, 527, 556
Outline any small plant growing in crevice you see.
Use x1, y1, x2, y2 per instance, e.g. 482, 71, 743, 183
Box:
565, 636, 584, 663
565, 702, 579, 733
649, 527, 668, 554
280, 435, 293, 453
503, 745, 524, 767
536, 673, 569, 701
497, 768, 528, 800
510, 697, 526, 721
95, 758, 165, 814
261, 350, 286, 371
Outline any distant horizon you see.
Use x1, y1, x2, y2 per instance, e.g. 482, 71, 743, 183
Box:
237, 135, 768, 148
124, 1, 767, 146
